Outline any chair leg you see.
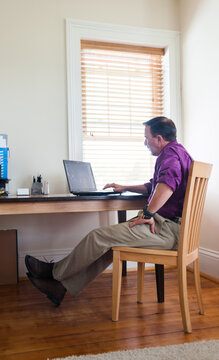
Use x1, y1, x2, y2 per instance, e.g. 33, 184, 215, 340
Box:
155, 264, 164, 303
193, 259, 205, 314
178, 265, 192, 333
137, 262, 145, 303
112, 250, 123, 321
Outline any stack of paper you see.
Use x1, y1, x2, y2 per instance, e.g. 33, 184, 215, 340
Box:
0, 134, 7, 148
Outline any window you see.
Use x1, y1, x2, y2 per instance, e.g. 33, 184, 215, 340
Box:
66, 20, 181, 189
81, 41, 165, 188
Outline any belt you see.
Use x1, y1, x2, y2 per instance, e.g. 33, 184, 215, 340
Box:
170, 216, 181, 224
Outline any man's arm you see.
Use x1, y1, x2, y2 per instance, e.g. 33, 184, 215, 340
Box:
103, 183, 148, 194
129, 183, 173, 233
146, 183, 173, 213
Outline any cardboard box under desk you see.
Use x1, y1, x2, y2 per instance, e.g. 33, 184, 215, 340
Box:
0, 230, 18, 284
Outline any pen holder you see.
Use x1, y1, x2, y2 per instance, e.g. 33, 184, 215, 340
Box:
31, 181, 43, 195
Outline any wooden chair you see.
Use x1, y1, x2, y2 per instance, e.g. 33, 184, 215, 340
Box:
112, 161, 212, 333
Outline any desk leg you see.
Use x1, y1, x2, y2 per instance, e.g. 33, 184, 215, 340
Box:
117, 210, 127, 276
155, 264, 164, 302
0, 229, 18, 285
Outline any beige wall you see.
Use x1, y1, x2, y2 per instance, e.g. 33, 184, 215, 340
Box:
0, 0, 180, 276
0, 0, 180, 196
180, 0, 219, 252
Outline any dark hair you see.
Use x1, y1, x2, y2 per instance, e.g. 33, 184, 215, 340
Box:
143, 116, 176, 141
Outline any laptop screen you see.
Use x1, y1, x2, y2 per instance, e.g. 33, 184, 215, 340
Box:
63, 160, 97, 193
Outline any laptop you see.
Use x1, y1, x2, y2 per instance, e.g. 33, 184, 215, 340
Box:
63, 160, 120, 196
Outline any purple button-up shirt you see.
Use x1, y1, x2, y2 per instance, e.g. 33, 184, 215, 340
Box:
144, 141, 193, 219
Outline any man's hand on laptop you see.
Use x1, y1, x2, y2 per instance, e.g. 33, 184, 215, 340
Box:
103, 183, 126, 193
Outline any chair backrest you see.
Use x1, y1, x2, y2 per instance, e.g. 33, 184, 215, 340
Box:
178, 161, 212, 259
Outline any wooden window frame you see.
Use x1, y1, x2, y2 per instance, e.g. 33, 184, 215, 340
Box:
66, 19, 181, 161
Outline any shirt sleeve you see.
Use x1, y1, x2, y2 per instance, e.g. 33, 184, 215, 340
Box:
144, 179, 152, 194
157, 155, 182, 192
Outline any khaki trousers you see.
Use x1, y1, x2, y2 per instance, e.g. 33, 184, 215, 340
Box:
53, 214, 180, 296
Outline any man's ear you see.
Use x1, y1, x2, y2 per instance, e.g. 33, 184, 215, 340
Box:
157, 134, 163, 143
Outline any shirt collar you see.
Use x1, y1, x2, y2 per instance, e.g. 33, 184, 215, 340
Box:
157, 140, 178, 158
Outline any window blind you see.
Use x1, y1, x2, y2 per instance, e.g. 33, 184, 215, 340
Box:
81, 40, 165, 189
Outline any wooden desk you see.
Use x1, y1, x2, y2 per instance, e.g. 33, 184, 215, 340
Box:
0, 193, 147, 216
0, 194, 164, 302
0, 193, 147, 280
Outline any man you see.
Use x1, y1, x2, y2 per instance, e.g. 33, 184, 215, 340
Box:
25, 117, 193, 306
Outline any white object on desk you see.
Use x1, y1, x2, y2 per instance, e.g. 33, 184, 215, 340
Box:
0, 135, 7, 147
16, 188, 30, 196
43, 181, 50, 195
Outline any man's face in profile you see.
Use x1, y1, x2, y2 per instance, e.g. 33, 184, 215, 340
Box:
144, 126, 160, 156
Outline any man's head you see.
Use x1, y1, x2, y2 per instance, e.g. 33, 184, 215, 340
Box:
143, 116, 176, 156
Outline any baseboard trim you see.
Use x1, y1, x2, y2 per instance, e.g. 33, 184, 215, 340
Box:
188, 267, 219, 284
199, 247, 219, 280
19, 246, 219, 280
104, 264, 176, 274
21, 267, 218, 284
19, 249, 151, 277
19, 248, 173, 278
19, 248, 73, 277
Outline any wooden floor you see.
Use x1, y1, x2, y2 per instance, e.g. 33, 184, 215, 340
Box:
0, 269, 219, 360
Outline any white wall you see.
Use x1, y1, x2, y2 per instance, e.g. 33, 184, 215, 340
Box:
0, 0, 179, 277
180, 0, 219, 277
180, 0, 219, 251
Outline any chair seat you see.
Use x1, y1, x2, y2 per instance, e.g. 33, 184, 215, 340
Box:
112, 246, 178, 266
112, 246, 178, 256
